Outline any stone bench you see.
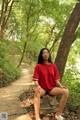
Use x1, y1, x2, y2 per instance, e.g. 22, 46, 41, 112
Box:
19, 87, 58, 115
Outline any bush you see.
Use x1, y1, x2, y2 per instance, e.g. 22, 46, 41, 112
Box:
0, 42, 21, 87
62, 68, 80, 111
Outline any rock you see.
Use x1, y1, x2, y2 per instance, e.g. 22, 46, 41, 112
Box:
19, 89, 80, 120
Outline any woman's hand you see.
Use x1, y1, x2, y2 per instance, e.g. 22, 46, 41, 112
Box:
60, 85, 67, 89
33, 85, 41, 95
56, 81, 67, 89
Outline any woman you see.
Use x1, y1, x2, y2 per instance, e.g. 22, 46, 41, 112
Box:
33, 48, 69, 120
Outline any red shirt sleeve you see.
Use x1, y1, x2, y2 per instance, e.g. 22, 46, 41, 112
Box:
54, 64, 60, 81
33, 64, 39, 81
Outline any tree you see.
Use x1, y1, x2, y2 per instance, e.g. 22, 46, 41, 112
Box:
55, 2, 80, 79
0, 0, 15, 40
17, 0, 40, 67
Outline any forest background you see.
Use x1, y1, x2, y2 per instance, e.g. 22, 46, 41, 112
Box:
0, 0, 80, 112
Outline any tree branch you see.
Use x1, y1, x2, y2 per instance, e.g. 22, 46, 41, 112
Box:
45, 24, 56, 47
50, 31, 61, 53
0, 0, 5, 23
5, 0, 14, 25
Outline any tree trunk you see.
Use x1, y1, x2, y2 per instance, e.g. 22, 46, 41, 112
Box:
17, 42, 27, 68
55, 2, 80, 79
0, 0, 14, 40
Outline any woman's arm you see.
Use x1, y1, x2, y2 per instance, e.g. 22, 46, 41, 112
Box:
56, 80, 67, 89
33, 79, 41, 95
56, 80, 63, 87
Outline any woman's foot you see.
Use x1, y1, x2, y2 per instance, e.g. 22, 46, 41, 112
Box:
55, 114, 64, 120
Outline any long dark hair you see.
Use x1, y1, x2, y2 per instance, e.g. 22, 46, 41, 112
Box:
37, 48, 52, 64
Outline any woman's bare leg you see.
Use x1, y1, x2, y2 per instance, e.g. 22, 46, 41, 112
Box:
49, 87, 69, 115
33, 87, 46, 120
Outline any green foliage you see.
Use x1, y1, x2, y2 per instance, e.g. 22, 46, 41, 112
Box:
61, 35, 80, 110
68, 85, 80, 111
62, 67, 80, 111
0, 42, 21, 87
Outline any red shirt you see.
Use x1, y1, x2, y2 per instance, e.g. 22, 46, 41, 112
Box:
33, 63, 60, 89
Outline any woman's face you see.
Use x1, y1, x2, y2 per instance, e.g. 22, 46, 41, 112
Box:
42, 49, 50, 61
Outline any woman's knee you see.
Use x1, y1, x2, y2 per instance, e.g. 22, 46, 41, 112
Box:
63, 88, 69, 97
34, 93, 40, 103
34, 90, 41, 98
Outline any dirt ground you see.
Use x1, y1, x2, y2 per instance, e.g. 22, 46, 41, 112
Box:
0, 63, 33, 120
